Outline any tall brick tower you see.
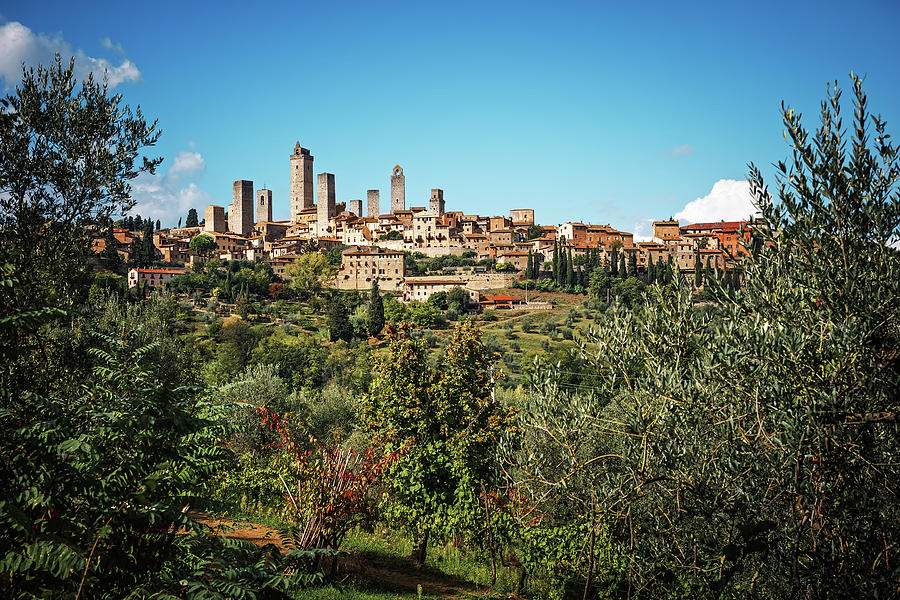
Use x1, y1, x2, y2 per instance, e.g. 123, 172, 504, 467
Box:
429, 189, 445, 215
367, 189, 380, 218
229, 180, 254, 235
317, 173, 336, 234
257, 189, 273, 223
390, 166, 405, 214
290, 142, 314, 223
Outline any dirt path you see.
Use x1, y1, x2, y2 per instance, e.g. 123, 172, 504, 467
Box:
196, 515, 495, 599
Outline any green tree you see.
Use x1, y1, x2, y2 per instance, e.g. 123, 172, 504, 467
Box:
362, 322, 514, 564
0, 57, 161, 310
694, 249, 702, 287
518, 76, 900, 598
367, 279, 385, 337
100, 222, 121, 272
0, 315, 319, 597
526, 250, 534, 280
141, 220, 155, 265
526, 224, 543, 240
552, 239, 560, 282
286, 252, 337, 297
189, 233, 217, 257
427, 290, 449, 310
327, 294, 353, 342
566, 249, 575, 287
610, 245, 619, 277
448, 286, 468, 313
185, 208, 199, 228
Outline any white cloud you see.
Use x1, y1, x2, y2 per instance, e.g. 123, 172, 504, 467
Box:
0, 21, 140, 88
674, 179, 759, 224
632, 218, 656, 242
663, 144, 694, 157
170, 151, 206, 175
129, 149, 214, 226
100, 37, 124, 55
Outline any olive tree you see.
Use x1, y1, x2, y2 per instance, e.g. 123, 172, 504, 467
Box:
513, 76, 900, 598
0, 56, 162, 309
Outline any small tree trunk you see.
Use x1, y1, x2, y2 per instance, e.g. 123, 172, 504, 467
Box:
515, 566, 527, 595
414, 531, 429, 565
481, 480, 497, 587
583, 522, 597, 600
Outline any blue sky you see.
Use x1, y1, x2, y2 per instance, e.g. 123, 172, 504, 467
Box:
2, 0, 899, 236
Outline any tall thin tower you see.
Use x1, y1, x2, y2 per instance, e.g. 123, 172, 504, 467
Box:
289, 142, 314, 222
390, 165, 405, 213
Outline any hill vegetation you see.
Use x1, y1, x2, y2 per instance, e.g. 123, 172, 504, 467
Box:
1, 60, 898, 599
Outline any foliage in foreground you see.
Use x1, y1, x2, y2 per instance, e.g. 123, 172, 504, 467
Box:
509, 76, 900, 598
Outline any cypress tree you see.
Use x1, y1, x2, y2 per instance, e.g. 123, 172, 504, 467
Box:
611, 246, 619, 277
101, 222, 121, 271
694, 251, 702, 287
557, 243, 564, 284
367, 279, 385, 337
526, 250, 534, 280
628, 251, 637, 277
566, 249, 575, 287
142, 221, 155, 266
552, 239, 559, 280
619, 254, 627, 278
186, 208, 199, 228
156, 219, 161, 232
647, 253, 655, 284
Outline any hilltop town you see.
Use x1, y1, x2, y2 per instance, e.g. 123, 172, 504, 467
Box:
95, 140, 753, 302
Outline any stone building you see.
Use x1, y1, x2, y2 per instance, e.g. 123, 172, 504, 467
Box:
348, 199, 362, 217
510, 209, 535, 225
257, 189, 273, 223
317, 173, 336, 233
653, 219, 681, 241
367, 189, 380, 218
429, 189, 445, 215
336, 245, 406, 291
204, 205, 226, 233
390, 165, 405, 213
229, 180, 254, 235
289, 142, 314, 222
402, 276, 478, 304
128, 267, 187, 289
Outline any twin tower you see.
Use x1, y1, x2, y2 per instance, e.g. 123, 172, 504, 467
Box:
290, 141, 438, 224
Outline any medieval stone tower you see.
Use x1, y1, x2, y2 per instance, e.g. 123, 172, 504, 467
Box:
390, 165, 405, 214
257, 189, 273, 223
204, 205, 226, 233
229, 180, 254, 235
348, 199, 362, 217
317, 173, 336, 233
289, 142, 314, 223
367, 189, 380, 218
429, 189, 445, 215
